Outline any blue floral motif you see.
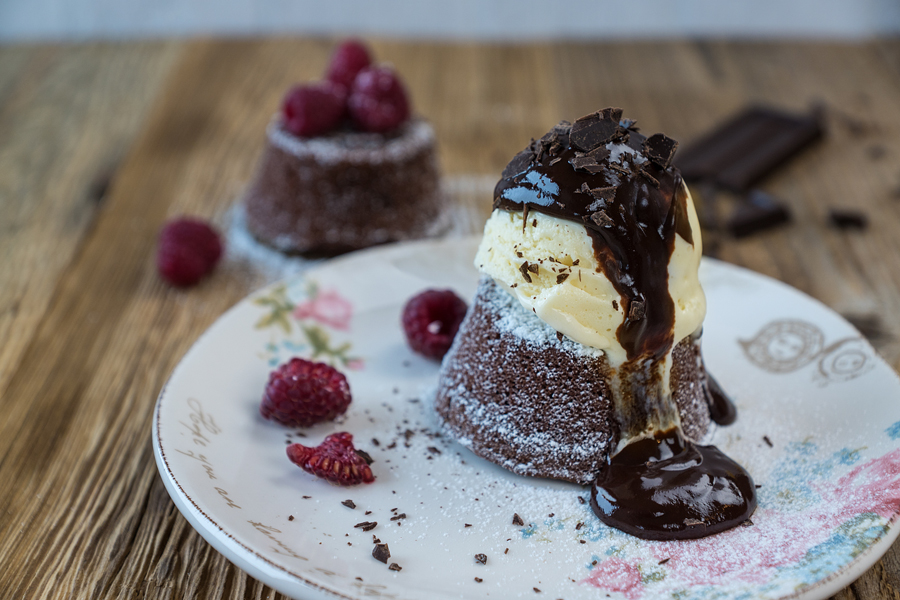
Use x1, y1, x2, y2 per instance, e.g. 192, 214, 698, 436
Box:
887, 420, 900, 440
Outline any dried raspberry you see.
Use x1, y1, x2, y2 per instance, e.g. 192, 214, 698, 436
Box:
281, 81, 348, 137
401, 289, 467, 360
156, 218, 222, 287
287, 432, 375, 486
325, 39, 372, 90
348, 65, 410, 133
260, 358, 352, 427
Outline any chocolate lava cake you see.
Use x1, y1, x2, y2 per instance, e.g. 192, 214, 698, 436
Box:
433, 108, 742, 497
244, 118, 442, 255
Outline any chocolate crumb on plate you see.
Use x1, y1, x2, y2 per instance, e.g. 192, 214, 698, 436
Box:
373, 543, 391, 563
390, 513, 407, 521
534, 587, 542, 593
475, 553, 487, 565
341, 499, 356, 509
577, 496, 586, 505
659, 558, 671, 565
464, 523, 472, 528
354, 521, 378, 532
355, 449, 374, 465
302, 495, 311, 499
475, 577, 483, 583
828, 209, 868, 229
512, 513, 525, 526
388, 563, 402, 572
505, 548, 509, 554
288, 515, 294, 521
763, 435, 773, 448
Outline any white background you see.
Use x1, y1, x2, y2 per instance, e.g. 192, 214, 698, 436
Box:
2, 0, 900, 42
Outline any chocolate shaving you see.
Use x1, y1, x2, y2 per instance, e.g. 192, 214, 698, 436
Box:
763, 435, 773, 448
556, 273, 570, 284
639, 168, 660, 188
589, 186, 616, 201
373, 543, 391, 563
589, 210, 615, 228
658, 558, 671, 565
390, 513, 407, 521
512, 513, 525, 526
519, 262, 532, 283
475, 553, 487, 565
341, 500, 357, 509
527, 262, 539, 275
570, 155, 600, 171
389, 563, 402, 571
354, 521, 378, 531
549, 157, 561, 166
628, 300, 645, 321
575, 522, 583, 530
643, 133, 679, 168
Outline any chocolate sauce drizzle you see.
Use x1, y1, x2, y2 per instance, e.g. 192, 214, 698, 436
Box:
493, 109, 754, 539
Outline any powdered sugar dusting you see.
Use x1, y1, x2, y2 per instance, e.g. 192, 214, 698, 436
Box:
268, 117, 436, 166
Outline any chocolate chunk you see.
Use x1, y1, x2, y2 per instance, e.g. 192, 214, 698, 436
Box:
342, 500, 357, 509
527, 262, 540, 275
355, 449, 374, 465
475, 553, 487, 565
502, 148, 535, 180
643, 133, 679, 168
373, 543, 391, 563
519, 262, 533, 283
556, 273, 570, 284
628, 300, 645, 321
589, 210, 615, 228
726, 189, 791, 237
512, 513, 525, 526
828, 209, 868, 229
354, 521, 378, 531
570, 155, 600, 171
676, 106, 823, 191
571, 109, 621, 151
389, 563, 402, 571
589, 186, 616, 201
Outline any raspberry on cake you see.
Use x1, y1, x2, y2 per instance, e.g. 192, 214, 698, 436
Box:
243, 40, 443, 256
435, 109, 756, 540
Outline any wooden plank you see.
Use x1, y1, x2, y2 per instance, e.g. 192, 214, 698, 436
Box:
0, 41, 181, 395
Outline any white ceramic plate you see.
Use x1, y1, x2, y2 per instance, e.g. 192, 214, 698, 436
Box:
153, 236, 900, 600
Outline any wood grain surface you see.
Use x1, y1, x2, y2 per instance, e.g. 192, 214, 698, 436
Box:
2, 38, 900, 599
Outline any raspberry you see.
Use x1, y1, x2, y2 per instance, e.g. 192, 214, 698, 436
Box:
401, 289, 467, 360
325, 39, 372, 90
281, 81, 348, 137
260, 358, 351, 427
156, 218, 222, 287
287, 432, 375, 486
348, 65, 410, 133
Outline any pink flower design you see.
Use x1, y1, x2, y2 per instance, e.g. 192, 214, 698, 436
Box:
345, 358, 365, 371
293, 289, 353, 331
581, 558, 644, 600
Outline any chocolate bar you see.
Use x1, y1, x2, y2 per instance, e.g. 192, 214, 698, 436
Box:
726, 190, 791, 237
676, 106, 823, 191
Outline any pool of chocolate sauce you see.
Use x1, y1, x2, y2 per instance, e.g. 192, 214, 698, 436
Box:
493, 109, 756, 539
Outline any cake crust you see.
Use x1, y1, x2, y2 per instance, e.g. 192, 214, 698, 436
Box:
434, 277, 712, 484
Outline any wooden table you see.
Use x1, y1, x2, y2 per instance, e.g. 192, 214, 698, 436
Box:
2, 38, 900, 599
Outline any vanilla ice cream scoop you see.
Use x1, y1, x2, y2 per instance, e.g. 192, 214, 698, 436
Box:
478, 111, 705, 370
